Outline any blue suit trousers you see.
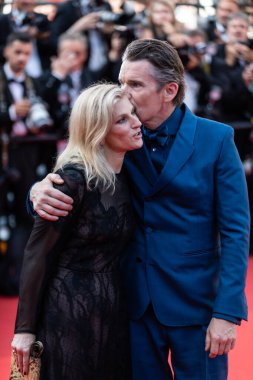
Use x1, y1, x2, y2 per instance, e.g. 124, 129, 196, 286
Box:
130, 305, 228, 380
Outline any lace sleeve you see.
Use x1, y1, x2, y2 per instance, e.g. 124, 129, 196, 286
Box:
14, 165, 86, 334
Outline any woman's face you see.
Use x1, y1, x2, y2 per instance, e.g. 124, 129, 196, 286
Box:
104, 96, 142, 154
151, 2, 175, 27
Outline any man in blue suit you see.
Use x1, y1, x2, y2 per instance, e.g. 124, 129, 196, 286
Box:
29, 39, 250, 379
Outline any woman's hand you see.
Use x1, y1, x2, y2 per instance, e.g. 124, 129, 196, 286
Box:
11, 333, 36, 376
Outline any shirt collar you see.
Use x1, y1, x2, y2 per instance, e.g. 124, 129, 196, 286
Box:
142, 106, 183, 147
157, 106, 183, 136
4, 63, 26, 83
11, 8, 27, 28
143, 106, 183, 137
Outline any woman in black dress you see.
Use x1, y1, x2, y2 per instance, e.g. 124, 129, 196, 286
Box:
11, 83, 142, 379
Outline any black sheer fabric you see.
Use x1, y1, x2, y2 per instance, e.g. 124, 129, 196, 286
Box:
15, 164, 134, 380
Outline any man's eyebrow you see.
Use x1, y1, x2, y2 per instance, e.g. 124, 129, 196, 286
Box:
128, 79, 143, 85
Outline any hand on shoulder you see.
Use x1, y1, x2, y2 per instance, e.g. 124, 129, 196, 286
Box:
30, 173, 73, 221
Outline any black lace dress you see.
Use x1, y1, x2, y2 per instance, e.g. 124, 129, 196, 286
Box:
14, 164, 134, 380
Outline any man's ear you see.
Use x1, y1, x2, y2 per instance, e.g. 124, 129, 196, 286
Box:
162, 82, 179, 103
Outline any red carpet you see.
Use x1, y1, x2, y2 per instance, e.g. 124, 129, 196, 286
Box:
0, 258, 253, 379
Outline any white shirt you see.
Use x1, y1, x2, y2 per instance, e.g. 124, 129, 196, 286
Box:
4, 63, 27, 136
184, 72, 200, 114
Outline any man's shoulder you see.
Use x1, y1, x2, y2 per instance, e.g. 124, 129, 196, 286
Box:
0, 13, 12, 33
196, 115, 233, 133
0, 13, 10, 22
182, 104, 233, 139
195, 117, 234, 146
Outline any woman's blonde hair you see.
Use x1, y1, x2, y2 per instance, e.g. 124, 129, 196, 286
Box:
54, 83, 124, 191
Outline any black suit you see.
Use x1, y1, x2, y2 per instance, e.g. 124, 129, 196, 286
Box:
0, 68, 55, 294
38, 68, 97, 135
50, 0, 111, 41
209, 43, 253, 253
210, 43, 253, 126
50, 0, 111, 76
203, 17, 226, 43
0, 12, 53, 70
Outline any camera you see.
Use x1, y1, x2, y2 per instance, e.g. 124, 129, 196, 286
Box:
26, 98, 53, 131
22, 12, 50, 33
96, 1, 136, 26
177, 43, 207, 67
189, 42, 207, 55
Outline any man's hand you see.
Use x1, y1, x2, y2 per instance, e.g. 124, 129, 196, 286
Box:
68, 12, 100, 33
205, 318, 236, 358
51, 50, 80, 77
30, 173, 73, 221
12, 333, 35, 376
15, 99, 31, 118
242, 64, 253, 88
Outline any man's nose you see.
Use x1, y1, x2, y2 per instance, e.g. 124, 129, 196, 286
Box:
121, 83, 130, 94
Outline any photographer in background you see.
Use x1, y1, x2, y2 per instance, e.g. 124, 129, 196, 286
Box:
50, 0, 112, 78
0, 32, 54, 295
0, 0, 53, 77
50, 0, 139, 79
208, 11, 253, 252
140, 0, 184, 40
103, 28, 135, 83
203, 0, 240, 43
169, 29, 211, 116
38, 32, 96, 141
209, 12, 253, 123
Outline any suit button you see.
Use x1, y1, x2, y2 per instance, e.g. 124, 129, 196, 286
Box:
146, 227, 153, 233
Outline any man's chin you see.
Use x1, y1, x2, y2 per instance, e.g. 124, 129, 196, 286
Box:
16, 65, 26, 71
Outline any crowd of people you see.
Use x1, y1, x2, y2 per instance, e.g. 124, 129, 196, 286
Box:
0, 0, 252, 291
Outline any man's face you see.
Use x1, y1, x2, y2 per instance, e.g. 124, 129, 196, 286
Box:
118, 60, 165, 129
245, 6, 253, 26
227, 18, 249, 42
4, 40, 32, 73
15, 0, 35, 12
216, 1, 239, 26
58, 40, 88, 71
151, 2, 174, 27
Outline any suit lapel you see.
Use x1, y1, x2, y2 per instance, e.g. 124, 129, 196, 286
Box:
126, 106, 197, 195
149, 105, 197, 195
0, 70, 14, 105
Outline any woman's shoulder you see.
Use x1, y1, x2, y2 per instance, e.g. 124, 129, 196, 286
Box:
54, 163, 86, 195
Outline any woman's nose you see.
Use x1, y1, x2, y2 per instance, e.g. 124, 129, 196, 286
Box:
132, 115, 141, 128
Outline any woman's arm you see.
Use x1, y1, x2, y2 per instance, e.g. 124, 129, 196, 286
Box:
13, 166, 85, 375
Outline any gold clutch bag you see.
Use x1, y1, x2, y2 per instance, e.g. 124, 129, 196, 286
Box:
9, 341, 44, 380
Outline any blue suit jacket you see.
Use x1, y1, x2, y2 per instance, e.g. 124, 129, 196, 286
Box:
121, 104, 250, 326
